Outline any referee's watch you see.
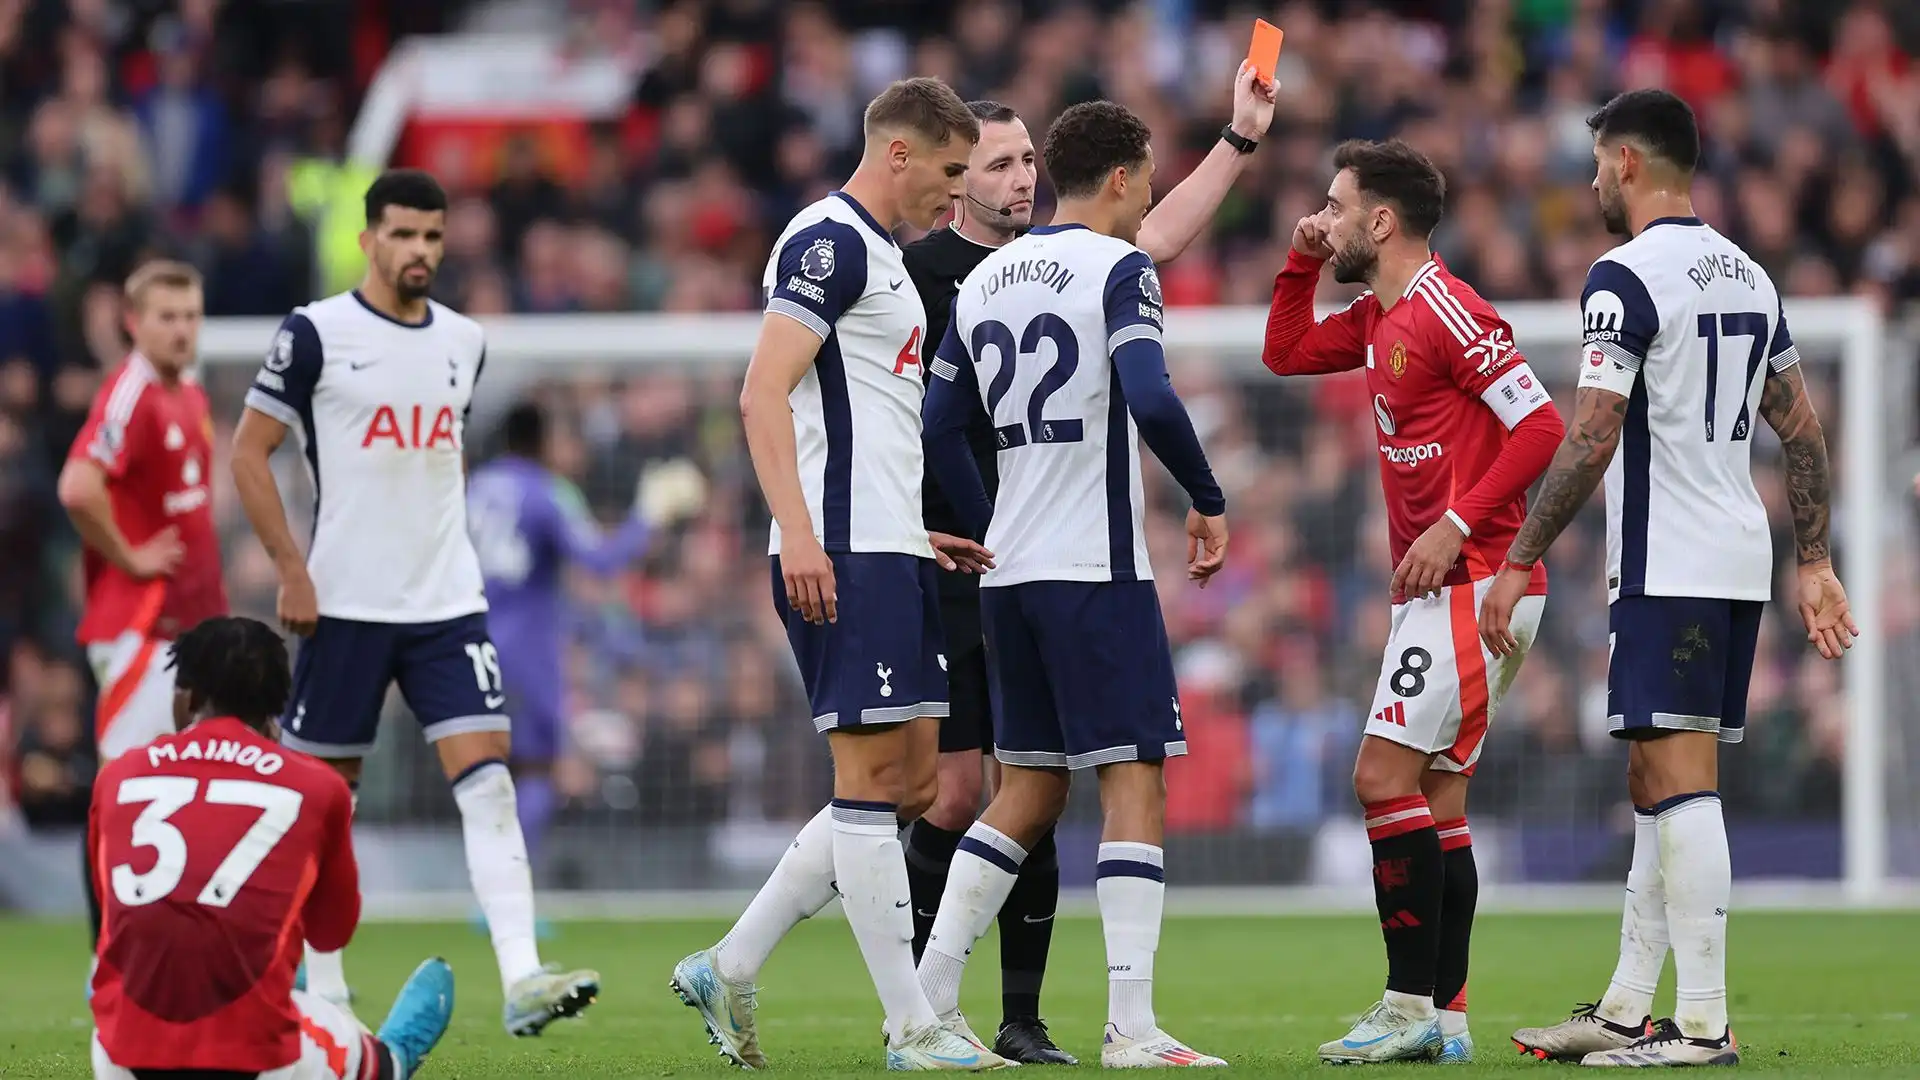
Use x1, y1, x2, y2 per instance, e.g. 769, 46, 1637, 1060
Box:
1219, 125, 1259, 154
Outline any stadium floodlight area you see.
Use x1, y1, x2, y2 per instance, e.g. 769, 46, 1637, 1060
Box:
195, 298, 1914, 914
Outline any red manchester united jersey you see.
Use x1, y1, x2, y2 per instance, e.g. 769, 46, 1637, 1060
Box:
69, 353, 227, 644
89, 717, 359, 1073
1264, 253, 1556, 600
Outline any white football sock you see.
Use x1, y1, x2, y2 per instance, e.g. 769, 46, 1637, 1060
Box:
832, 799, 939, 1038
1439, 1008, 1469, 1037
1097, 841, 1164, 1038
715, 805, 838, 983
919, 822, 1026, 1016
303, 786, 357, 1001
1598, 807, 1668, 1027
451, 760, 542, 993
1659, 793, 1730, 1038
303, 945, 350, 1002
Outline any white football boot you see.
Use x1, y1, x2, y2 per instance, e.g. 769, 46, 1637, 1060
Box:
1512, 1002, 1652, 1062
1100, 1023, 1228, 1067
1318, 999, 1443, 1064
1581, 1018, 1740, 1067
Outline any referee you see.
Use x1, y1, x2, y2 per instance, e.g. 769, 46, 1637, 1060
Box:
900, 64, 1275, 1065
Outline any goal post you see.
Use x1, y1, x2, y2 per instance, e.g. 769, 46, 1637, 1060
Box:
195, 297, 1901, 906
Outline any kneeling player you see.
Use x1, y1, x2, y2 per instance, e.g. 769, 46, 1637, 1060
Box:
89, 616, 454, 1080
921, 101, 1230, 1068
1262, 141, 1563, 1063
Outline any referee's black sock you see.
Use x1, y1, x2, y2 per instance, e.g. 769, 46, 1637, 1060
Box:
998, 826, 1059, 1022
905, 819, 965, 964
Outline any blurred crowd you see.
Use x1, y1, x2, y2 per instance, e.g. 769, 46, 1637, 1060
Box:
5, 0, 1914, 847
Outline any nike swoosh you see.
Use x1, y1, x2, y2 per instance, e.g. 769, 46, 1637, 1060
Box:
889, 278, 904, 290
1342, 1033, 1395, 1049
484, 694, 506, 709
1022, 913, 1054, 923
924, 1051, 982, 1065
894, 900, 910, 908
349, 361, 375, 370
915, 909, 937, 918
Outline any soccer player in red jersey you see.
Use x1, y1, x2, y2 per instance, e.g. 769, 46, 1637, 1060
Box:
61, 261, 227, 765
89, 615, 454, 1080
1261, 140, 1565, 1064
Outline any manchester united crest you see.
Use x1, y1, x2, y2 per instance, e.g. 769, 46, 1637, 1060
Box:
1388, 339, 1408, 378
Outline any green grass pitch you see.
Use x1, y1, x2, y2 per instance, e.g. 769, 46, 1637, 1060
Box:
2, 913, 1915, 1077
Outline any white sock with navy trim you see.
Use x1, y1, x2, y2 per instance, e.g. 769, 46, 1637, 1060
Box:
1598, 806, 1667, 1027
1097, 841, 1165, 1039
451, 759, 542, 993
833, 798, 940, 1038
716, 805, 837, 983
1657, 791, 1730, 1038
919, 822, 1026, 1016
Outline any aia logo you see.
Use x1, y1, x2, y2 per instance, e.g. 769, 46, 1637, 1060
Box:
364, 405, 460, 449
893, 326, 922, 376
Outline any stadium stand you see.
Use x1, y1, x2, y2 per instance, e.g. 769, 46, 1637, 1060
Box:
2, 0, 1919, 901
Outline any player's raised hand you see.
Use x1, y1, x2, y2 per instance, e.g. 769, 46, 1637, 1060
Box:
1231, 59, 1277, 140
1796, 562, 1859, 660
127, 526, 184, 579
1477, 562, 1530, 657
276, 564, 319, 637
1391, 517, 1466, 601
1185, 509, 1228, 587
928, 531, 995, 575
781, 534, 837, 625
1291, 215, 1334, 260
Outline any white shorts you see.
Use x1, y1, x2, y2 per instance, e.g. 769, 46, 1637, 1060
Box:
1364, 577, 1544, 775
93, 989, 370, 1080
87, 631, 178, 763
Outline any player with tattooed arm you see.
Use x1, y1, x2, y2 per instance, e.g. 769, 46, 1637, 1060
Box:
1488, 89, 1855, 1068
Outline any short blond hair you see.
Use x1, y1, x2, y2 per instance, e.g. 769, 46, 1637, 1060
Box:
864, 78, 979, 147
124, 260, 203, 311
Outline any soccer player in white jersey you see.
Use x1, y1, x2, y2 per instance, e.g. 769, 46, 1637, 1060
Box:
669, 79, 1003, 1072
230, 170, 598, 1038
1480, 90, 1856, 1067
919, 100, 1229, 1069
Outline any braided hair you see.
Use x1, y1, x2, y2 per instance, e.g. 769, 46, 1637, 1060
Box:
166, 616, 292, 732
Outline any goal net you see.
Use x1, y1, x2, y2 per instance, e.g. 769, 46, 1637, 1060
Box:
193, 298, 1911, 913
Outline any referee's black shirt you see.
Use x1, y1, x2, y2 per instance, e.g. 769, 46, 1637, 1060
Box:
903, 225, 1003, 643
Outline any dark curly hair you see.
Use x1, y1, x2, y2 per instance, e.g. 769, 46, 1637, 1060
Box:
1043, 101, 1152, 200
365, 168, 448, 227
168, 616, 292, 731
1331, 139, 1448, 239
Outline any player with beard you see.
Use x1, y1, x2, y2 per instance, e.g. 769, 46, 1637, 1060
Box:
1262, 140, 1564, 1063
898, 64, 1273, 1066
232, 170, 599, 1037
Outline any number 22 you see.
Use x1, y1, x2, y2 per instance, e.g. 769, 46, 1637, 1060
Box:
974, 314, 1084, 449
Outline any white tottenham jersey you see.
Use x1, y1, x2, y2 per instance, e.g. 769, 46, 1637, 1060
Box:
245, 291, 489, 622
1578, 216, 1798, 602
761, 192, 932, 558
940, 224, 1159, 586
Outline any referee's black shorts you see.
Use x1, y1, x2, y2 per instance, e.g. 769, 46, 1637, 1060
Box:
937, 578, 994, 754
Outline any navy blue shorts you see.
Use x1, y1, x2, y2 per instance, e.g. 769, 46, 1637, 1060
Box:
281, 613, 511, 758
982, 580, 1186, 769
1608, 594, 1764, 745
771, 553, 949, 733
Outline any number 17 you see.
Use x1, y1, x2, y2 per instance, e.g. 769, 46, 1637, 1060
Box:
1696, 311, 1767, 442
